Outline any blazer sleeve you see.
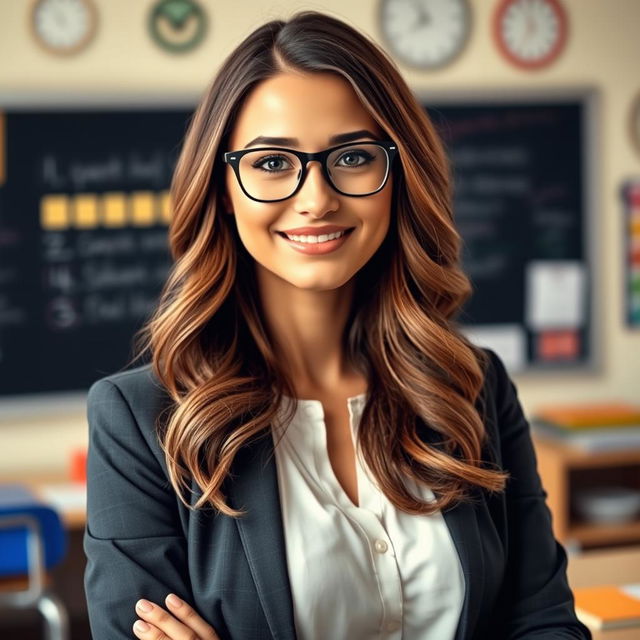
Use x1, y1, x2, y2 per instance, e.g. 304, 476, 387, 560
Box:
486, 349, 591, 639
83, 377, 194, 639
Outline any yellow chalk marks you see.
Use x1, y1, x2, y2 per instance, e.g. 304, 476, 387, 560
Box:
159, 190, 172, 225
38, 190, 172, 229
130, 191, 156, 227
41, 194, 71, 230
74, 193, 99, 228
103, 192, 127, 227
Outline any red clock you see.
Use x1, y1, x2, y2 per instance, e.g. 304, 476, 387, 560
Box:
494, 0, 568, 70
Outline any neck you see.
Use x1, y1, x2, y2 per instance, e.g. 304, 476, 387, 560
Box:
256, 266, 360, 393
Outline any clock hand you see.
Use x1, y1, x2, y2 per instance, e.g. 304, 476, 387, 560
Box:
411, 0, 430, 28
522, 14, 537, 47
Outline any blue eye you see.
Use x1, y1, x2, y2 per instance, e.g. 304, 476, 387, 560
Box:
336, 150, 374, 167
252, 154, 294, 172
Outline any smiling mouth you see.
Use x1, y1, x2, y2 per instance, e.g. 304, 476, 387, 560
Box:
276, 228, 355, 244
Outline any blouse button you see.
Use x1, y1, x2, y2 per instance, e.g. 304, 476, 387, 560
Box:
373, 539, 388, 554
385, 620, 400, 632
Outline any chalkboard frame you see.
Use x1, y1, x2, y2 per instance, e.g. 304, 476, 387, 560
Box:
419, 87, 601, 376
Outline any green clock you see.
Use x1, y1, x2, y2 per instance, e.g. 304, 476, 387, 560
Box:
148, 0, 207, 54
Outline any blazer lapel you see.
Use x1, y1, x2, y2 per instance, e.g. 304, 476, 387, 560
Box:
439, 494, 485, 640
227, 431, 297, 640
420, 423, 485, 640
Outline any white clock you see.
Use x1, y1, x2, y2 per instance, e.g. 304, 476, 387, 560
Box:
379, 0, 472, 70
494, 0, 568, 70
30, 0, 98, 56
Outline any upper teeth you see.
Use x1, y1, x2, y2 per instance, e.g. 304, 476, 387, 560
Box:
285, 230, 348, 243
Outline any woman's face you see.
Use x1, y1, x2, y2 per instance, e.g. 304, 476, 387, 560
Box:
224, 71, 393, 292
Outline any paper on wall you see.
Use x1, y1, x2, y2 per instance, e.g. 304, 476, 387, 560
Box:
460, 324, 527, 372
525, 261, 586, 330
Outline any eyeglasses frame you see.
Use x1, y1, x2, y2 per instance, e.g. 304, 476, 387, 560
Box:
222, 140, 398, 203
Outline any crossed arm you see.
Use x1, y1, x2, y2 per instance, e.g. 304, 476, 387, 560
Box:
84, 378, 217, 639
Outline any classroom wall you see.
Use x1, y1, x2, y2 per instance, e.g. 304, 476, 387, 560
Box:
1, 0, 639, 475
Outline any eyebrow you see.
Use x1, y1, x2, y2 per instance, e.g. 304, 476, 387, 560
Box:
243, 129, 380, 148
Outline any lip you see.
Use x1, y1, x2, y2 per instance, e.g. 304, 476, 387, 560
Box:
279, 225, 354, 235
277, 227, 355, 255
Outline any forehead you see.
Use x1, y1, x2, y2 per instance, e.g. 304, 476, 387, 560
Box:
228, 71, 382, 149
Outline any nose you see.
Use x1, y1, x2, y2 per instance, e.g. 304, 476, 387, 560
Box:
293, 160, 339, 218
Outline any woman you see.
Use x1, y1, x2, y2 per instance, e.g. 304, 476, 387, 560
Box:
83, 11, 591, 640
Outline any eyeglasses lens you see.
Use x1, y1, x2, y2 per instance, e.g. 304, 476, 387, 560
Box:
237, 143, 389, 201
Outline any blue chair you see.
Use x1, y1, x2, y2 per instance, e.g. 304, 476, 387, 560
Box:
0, 484, 70, 640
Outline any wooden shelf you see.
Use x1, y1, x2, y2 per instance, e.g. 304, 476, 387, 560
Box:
568, 518, 640, 546
533, 435, 640, 468
532, 435, 640, 550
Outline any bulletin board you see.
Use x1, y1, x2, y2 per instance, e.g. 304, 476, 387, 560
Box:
423, 89, 599, 373
621, 180, 640, 327
0, 89, 599, 405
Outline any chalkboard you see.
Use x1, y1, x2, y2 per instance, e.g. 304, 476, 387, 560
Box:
424, 90, 597, 373
0, 99, 195, 398
0, 90, 597, 401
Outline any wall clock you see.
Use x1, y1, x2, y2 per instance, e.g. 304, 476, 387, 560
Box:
494, 0, 568, 70
148, 0, 207, 54
379, 0, 472, 70
30, 0, 98, 56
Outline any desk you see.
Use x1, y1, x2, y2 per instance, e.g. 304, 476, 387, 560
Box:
588, 627, 640, 640
565, 544, 640, 639
0, 473, 85, 530
0, 473, 90, 638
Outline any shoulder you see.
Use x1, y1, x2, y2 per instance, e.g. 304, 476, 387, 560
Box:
475, 347, 541, 484
475, 347, 528, 463
478, 347, 511, 393
85, 365, 185, 540
88, 362, 160, 398
474, 346, 517, 419
87, 364, 174, 443
88, 363, 169, 406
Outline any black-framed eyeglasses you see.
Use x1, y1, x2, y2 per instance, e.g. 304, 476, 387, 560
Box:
222, 140, 398, 203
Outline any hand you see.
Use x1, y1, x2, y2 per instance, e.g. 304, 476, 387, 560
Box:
133, 594, 219, 639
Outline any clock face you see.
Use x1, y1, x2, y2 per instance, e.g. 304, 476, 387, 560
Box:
379, 0, 471, 70
31, 0, 97, 55
494, 0, 568, 70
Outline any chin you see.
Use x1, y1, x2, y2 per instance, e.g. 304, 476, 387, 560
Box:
285, 272, 355, 292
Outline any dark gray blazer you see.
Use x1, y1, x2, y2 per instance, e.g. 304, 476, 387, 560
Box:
83, 348, 591, 639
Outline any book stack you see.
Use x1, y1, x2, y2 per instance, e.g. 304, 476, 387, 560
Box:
531, 402, 640, 452
574, 583, 640, 631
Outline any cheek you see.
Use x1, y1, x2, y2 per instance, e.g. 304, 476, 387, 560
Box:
234, 212, 273, 243
361, 189, 393, 240
231, 206, 281, 265
225, 172, 279, 238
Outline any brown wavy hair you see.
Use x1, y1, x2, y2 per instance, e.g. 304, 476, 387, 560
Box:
133, 10, 510, 517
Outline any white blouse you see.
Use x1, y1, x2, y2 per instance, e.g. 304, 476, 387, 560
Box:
271, 392, 465, 640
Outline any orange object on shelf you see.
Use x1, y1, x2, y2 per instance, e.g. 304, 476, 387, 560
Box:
534, 402, 640, 429
574, 583, 640, 630
69, 447, 87, 484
